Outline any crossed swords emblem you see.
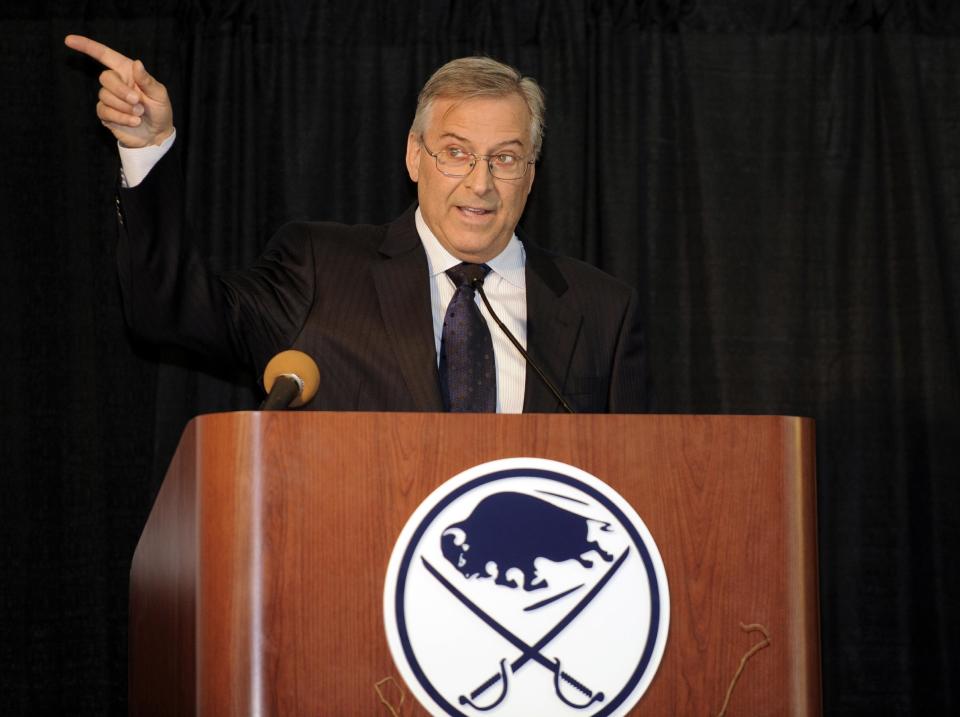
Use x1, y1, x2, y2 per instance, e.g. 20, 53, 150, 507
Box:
421, 547, 630, 712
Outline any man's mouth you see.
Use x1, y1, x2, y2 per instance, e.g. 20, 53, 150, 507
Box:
458, 205, 494, 216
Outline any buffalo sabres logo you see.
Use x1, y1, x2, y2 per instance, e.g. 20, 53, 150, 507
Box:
384, 458, 669, 716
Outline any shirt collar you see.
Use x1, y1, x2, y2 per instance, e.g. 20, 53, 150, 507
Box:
415, 207, 526, 288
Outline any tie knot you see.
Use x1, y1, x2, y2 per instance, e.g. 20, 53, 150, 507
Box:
446, 263, 490, 290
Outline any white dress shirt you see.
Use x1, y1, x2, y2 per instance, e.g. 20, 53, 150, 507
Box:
118, 135, 529, 412
415, 209, 527, 413
118, 131, 176, 187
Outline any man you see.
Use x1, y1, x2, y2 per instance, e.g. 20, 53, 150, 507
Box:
65, 35, 648, 413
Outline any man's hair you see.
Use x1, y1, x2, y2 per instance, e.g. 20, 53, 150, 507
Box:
410, 56, 546, 160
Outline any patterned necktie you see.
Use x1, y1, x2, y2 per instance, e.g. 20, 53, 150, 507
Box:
439, 263, 496, 412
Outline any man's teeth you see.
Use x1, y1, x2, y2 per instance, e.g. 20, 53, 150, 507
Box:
462, 207, 489, 214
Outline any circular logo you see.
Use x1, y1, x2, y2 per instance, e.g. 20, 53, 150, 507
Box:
383, 458, 669, 716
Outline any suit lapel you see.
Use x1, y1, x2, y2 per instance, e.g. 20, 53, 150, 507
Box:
522, 241, 583, 412
370, 212, 581, 413
372, 207, 444, 411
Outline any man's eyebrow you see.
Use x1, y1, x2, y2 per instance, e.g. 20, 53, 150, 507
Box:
437, 132, 526, 150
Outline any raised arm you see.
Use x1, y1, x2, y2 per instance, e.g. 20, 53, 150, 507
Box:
64, 35, 173, 148
64, 34, 318, 380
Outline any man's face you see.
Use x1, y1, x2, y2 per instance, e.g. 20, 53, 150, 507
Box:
405, 94, 536, 264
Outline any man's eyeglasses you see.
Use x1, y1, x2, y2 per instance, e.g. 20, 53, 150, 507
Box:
421, 139, 534, 181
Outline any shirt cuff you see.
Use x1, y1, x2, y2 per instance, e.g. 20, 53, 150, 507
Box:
118, 129, 177, 188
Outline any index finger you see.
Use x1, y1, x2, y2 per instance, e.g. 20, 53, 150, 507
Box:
64, 35, 132, 73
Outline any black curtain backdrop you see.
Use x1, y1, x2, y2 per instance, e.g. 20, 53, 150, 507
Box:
1, 1, 958, 714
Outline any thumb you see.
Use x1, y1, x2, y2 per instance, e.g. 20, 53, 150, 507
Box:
132, 60, 166, 101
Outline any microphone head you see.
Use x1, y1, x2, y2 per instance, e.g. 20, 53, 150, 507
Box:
262, 350, 320, 407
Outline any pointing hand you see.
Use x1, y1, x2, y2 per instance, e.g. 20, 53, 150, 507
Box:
65, 35, 174, 148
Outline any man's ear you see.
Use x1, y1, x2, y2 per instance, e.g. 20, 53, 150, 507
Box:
405, 133, 421, 182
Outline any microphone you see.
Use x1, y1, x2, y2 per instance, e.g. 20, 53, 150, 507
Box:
471, 276, 575, 414
259, 350, 321, 410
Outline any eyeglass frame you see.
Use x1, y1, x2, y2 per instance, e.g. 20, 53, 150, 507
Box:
419, 137, 535, 181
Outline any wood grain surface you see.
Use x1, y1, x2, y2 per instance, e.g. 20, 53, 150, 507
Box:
129, 412, 820, 716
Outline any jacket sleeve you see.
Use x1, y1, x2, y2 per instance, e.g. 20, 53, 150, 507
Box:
115, 143, 315, 375
608, 288, 651, 413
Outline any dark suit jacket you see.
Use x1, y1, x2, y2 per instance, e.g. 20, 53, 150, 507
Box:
117, 145, 648, 412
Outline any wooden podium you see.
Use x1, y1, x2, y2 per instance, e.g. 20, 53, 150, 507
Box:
129, 412, 820, 716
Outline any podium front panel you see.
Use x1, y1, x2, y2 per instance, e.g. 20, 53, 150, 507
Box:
130, 412, 818, 716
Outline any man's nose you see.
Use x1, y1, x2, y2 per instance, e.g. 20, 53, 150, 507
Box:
464, 159, 495, 195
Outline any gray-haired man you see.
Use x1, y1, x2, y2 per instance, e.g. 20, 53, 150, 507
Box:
66, 35, 649, 413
